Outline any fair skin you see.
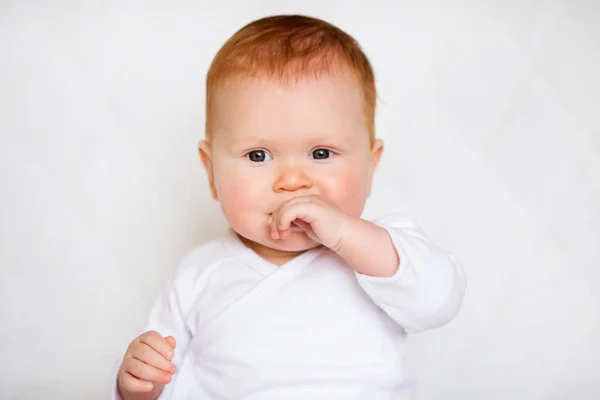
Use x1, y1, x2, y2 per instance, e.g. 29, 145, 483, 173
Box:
117, 332, 176, 400
117, 70, 400, 399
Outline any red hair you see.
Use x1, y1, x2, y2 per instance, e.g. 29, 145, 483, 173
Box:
205, 15, 377, 145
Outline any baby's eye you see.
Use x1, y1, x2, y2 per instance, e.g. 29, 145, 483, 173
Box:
247, 150, 272, 162
310, 148, 332, 160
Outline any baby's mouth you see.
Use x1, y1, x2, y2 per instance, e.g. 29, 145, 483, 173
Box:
267, 213, 304, 233
289, 224, 304, 233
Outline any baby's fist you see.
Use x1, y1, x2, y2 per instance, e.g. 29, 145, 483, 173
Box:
117, 331, 177, 395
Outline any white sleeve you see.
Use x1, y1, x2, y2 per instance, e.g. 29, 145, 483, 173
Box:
111, 252, 198, 400
355, 214, 467, 334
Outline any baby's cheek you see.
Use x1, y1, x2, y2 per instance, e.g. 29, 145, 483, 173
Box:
220, 183, 257, 213
319, 171, 370, 217
224, 171, 273, 214
342, 183, 371, 216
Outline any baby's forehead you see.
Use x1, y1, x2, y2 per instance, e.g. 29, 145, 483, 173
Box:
218, 71, 364, 115
217, 67, 363, 97
215, 74, 365, 130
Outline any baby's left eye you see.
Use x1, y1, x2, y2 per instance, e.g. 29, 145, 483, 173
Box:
310, 149, 332, 160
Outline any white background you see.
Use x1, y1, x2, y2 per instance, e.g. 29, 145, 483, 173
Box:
1, 1, 599, 399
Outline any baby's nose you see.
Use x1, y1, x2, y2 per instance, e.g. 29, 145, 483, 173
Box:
273, 167, 313, 192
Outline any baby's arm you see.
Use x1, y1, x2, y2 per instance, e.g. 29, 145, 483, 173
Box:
113, 255, 198, 400
338, 214, 467, 333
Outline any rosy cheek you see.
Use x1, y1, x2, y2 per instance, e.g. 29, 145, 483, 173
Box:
216, 165, 268, 211
316, 170, 369, 216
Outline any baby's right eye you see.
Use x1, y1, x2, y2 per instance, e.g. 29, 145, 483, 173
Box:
247, 150, 272, 162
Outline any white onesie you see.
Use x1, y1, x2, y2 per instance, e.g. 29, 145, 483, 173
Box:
113, 214, 466, 399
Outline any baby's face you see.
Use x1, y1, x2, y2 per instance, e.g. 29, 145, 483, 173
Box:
201, 73, 382, 254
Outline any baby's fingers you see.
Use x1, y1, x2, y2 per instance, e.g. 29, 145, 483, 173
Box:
165, 335, 176, 349
139, 331, 175, 360
118, 371, 154, 394
123, 356, 173, 385
131, 342, 176, 374
276, 202, 317, 232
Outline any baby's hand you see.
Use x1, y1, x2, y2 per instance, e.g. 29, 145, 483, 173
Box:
117, 331, 177, 396
268, 194, 352, 252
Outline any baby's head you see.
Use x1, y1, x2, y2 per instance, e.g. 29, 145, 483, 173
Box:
199, 15, 383, 254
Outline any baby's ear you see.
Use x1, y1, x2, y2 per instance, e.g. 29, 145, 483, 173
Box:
370, 139, 384, 172
368, 139, 384, 196
198, 140, 218, 201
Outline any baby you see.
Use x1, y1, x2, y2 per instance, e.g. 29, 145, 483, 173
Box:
114, 14, 466, 400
